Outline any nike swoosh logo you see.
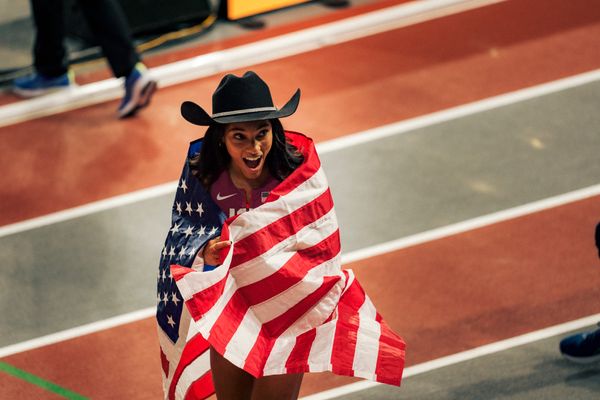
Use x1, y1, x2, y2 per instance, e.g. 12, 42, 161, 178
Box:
216, 192, 237, 201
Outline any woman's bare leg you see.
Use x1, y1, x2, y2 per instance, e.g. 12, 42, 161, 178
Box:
210, 347, 254, 400
251, 373, 304, 400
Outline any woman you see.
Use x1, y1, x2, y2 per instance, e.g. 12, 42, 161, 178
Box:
157, 71, 405, 400
184, 71, 306, 399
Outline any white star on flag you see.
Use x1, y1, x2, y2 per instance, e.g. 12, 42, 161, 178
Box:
171, 293, 180, 306
195, 202, 204, 216
176, 202, 182, 215
170, 223, 181, 235
168, 247, 176, 257
167, 315, 176, 328
197, 225, 206, 236
183, 226, 194, 237
179, 247, 188, 258
179, 179, 188, 193
185, 202, 193, 216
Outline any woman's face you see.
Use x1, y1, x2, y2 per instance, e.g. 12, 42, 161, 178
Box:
223, 120, 273, 183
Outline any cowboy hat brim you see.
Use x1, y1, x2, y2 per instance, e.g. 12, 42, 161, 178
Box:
181, 89, 301, 126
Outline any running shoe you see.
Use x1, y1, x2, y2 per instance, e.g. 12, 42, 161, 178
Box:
13, 70, 76, 97
118, 62, 157, 118
560, 324, 600, 364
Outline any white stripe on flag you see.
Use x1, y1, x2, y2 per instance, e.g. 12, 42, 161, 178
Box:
352, 297, 380, 381
264, 335, 297, 375
307, 323, 336, 372
229, 168, 329, 240
224, 310, 262, 367
174, 347, 211, 400
176, 242, 233, 298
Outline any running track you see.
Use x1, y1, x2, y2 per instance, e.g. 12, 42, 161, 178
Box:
1, 0, 600, 398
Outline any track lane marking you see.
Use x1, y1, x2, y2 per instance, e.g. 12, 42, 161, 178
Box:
1, 68, 599, 238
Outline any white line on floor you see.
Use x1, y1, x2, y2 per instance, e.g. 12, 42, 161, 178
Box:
0, 307, 155, 359
342, 182, 600, 264
0, 0, 502, 128
1, 68, 599, 238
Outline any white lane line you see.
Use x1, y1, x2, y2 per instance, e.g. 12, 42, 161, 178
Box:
317, 68, 600, 154
1, 68, 599, 238
0, 0, 503, 128
0, 181, 177, 238
0, 307, 155, 359
299, 313, 600, 400
342, 183, 600, 265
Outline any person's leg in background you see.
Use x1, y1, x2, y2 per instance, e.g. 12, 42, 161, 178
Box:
14, 0, 156, 118
69, 0, 156, 118
559, 222, 600, 364
78, 0, 139, 79
13, 0, 76, 97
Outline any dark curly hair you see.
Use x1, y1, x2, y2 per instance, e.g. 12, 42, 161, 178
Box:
189, 118, 304, 188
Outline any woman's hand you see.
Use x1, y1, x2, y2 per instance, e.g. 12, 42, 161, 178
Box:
202, 236, 231, 265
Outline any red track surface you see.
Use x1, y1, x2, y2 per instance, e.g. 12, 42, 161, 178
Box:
1, 0, 600, 226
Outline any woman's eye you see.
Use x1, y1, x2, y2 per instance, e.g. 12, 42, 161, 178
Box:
257, 130, 268, 138
233, 134, 245, 140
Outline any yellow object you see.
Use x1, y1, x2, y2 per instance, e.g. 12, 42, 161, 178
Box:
227, 0, 310, 20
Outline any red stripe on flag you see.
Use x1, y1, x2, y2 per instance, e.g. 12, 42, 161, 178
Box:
374, 317, 406, 386
168, 334, 211, 400
160, 348, 170, 377
207, 290, 250, 356
237, 230, 341, 306
266, 132, 321, 200
285, 328, 317, 374
184, 277, 228, 320
171, 264, 195, 282
230, 189, 334, 268
184, 372, 215, 400
242, 326, 277, 377
330, 275, 366, 377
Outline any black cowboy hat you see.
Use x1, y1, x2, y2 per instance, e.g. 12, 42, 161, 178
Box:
181, 71, 300, 125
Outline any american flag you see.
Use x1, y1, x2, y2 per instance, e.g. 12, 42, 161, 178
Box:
156, 138, 226, 399
159, 132, 405, 400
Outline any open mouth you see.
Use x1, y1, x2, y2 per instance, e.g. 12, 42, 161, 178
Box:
243, 155, 262, 169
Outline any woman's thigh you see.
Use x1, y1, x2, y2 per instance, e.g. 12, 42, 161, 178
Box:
210, 347, 254, 400
251, 372, 304, 400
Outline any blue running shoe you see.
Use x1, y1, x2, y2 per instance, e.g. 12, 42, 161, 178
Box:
118, 63, 157, 118
13, 70, 75, 97
560, 324, 600, 364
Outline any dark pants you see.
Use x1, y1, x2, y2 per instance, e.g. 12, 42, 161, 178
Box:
31, 0, 139, 78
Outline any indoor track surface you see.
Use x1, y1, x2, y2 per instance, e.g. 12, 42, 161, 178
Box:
1, 0, 600, 399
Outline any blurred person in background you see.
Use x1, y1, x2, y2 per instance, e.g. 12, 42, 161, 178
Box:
13, 0, 156, 118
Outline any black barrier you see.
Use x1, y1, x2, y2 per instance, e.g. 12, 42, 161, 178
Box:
65, 0, 213, 42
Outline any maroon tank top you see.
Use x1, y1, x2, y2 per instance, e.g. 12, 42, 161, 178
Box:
210, 170, 279, 218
